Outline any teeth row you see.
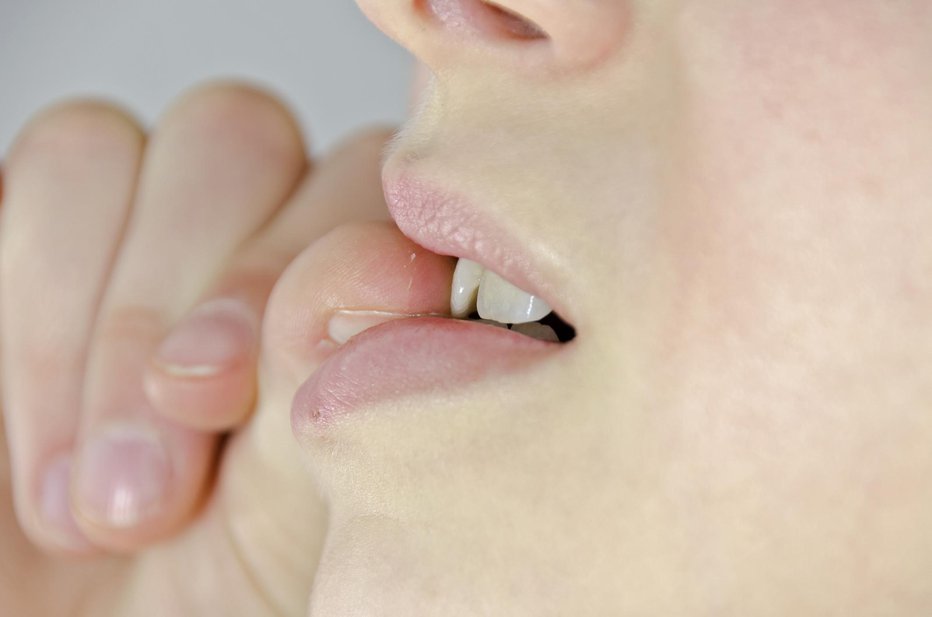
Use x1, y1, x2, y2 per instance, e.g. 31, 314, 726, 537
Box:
450, 258, 552, 325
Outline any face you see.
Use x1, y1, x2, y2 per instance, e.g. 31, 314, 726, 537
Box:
302, 1, 932, 613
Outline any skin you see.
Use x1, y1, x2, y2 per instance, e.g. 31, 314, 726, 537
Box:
2, 0, 932, 614
314, 0, 932, 614
0, 85, 405, 613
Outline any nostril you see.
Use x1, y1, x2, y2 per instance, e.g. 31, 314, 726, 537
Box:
422, 0, 548, 42
481, 2, 547, 39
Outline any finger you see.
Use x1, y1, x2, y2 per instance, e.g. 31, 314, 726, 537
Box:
0, 101, 145, 552
263, 220, 456, 398
144, 127, 394, 432
71, 82, 307, 550
191, 219, 445, 617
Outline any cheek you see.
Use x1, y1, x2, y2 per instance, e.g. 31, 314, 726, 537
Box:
620, 0, 932, 531
658, 0, 932, 363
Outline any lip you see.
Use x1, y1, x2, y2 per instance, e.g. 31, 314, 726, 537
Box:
292, 316, 561, 433
381, 164, 575, 326
290, 159, 576, 432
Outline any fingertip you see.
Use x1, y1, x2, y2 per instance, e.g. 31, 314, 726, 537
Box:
73, 425, 172, 530
153, 298, 257, 377
145, 298, 259, 431
71, 421, 215, 552
144, 362, 258, 432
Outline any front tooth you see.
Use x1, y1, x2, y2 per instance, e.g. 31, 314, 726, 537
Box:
451, 258, 485, 318
477, 269, 552, 324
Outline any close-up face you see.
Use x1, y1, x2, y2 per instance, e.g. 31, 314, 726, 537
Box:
289, 1, 932, 614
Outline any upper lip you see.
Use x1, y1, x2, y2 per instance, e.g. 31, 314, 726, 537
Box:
381, 161, 576, 327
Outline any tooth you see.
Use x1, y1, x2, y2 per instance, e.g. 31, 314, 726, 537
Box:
450, 258, 485, 318
477, 269, 552, 324
511, 322, 559, 342
328, 310, 411, 345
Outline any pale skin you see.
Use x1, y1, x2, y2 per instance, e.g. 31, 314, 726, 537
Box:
2, 0, 932, 615
0, 85, 405, 614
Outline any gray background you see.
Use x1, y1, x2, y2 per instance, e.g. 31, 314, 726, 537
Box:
0, 0, 412, 157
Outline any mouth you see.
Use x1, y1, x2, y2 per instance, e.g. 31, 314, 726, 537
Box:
382, 167, 578, 344
447, 253, 576, 343
290, 164, 578, 432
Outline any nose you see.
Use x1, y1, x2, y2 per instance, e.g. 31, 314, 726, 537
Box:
356, 0, 630, 75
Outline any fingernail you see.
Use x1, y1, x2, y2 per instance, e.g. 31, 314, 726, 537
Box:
327, 310, 414, 345
39, 454, 92, 549
154, 298, 256, 377
75, 424, 171, 528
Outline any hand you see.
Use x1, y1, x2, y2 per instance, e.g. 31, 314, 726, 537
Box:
0, 82, 441, 614
0, 82, 389, 556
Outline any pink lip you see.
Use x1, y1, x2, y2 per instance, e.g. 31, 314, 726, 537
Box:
381, 167, 573, 324
291, 317, 559, 432
290, 165, 573, 432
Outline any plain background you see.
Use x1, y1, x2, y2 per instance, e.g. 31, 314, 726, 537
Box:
0, 0, 412, 156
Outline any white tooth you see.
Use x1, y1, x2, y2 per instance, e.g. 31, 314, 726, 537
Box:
450, 258, 485, 318
477, 269, 552, 324
327, 310, 411, 345
511, 322, 559, 342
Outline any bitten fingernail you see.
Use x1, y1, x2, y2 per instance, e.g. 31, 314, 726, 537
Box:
153, 298, 256, 377
75, 424, 171, 528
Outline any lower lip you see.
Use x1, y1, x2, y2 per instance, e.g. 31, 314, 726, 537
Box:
291, 317, 560, 432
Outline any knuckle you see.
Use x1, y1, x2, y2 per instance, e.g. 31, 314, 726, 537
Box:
164, 80, 305, 160
8, 99, 143, 170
